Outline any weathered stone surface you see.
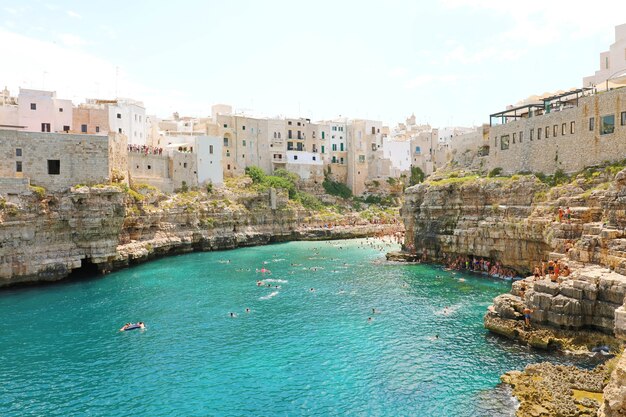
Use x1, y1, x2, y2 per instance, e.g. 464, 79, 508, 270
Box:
599, 353, 626, 417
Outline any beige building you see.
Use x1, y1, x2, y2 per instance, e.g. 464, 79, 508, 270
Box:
0, 130, 127, 192
487, 87, 626, 175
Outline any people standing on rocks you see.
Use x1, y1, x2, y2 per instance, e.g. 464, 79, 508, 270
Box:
523, 307, 533, 327
561, 265, 571, 278
541, 261, 546, 278
547, 260, 555, 280
558, 207, 564, 223
552, 262, 560, 283
565, 207, 572, 224
533, 266, 541, 280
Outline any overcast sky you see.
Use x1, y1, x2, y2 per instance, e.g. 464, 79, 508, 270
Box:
1, 0, 625, 127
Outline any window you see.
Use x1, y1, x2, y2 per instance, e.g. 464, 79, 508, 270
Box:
371, 127, 375, 134
96, 126, 100, 133
59, 108, 63, 112
530, 129, 534, 141
519, 131, 523, 142
278, 132, 281, 139
312, 156, 316, 161
227, 164, 231, 170
63, 125, 70, 132
340, 157, 344, 164
209, 145, 214, 154
274, 132, 277, 139
601, 114, 615, 135
147, 165, 151, 170
415, 146, 421, 154
589, 117, 595, 131
570, 121, 575, 134
243, 140, 246, 146
47, 160, 60, 175
500, 135, 510, 150
332, 156, 337, 163
293, 155, 298, 160
545, 126, 549, 138
41, 123, 50, 132
288, 130, 292, 139
223, 137, 229, 147
537, 128, 542, 140
287, 142, 294, 151
117, 113, 121, 119
371, 143, 377, 151
16, 161, 22, 173
242, 125, 246, 130
118, 128, 122, 133
332, 144, 337, 151
226, 151, 230, 157
321, 145, 325, 153
297, 122, 301, 126
621, 111, 626, 126
562, 123, 566, 135
30, 103, 36, 110
322, 131, 325, 139
183, 162, 187, 168
312, 131, 316, 138
359, 155, 365, 163
81, 124, 87, 133
605, 56, 609, 70
340, 143, 344, 151
16, 148, 22, 157
512, 132, 516, 144
288, 121, 292, 125
134, 114, 137, 122
553, 125, 558, 137
223, 124, 228, 128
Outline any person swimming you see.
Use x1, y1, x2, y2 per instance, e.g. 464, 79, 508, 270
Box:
245, 308, 250, 313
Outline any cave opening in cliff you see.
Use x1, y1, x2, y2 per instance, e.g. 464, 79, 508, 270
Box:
67, 258, 102, 281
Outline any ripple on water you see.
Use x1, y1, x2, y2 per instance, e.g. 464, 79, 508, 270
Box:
0, 239, 599, 416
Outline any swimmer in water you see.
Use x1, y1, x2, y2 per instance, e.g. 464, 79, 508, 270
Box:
229, 312, 236, 318
367, 317, 372, 322
245, 308, 250, 313
309, 288, 315, 292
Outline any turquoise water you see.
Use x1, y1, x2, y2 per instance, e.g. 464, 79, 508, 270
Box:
0, 239, 600, 417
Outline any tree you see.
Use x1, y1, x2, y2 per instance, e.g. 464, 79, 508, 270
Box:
245, 166, 265, 183
410, 166, 425, 186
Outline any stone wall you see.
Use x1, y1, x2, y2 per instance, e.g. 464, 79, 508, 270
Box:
487, 88, 626, 175
0, 130, 112, 191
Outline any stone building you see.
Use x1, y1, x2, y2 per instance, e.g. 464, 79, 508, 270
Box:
487, 87, 626, 175
0, 130, 127, 192
0, 88, 73, 133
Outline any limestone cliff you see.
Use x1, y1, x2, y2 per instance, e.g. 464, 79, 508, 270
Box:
0, 185, 401, 287
401, 169, 626, 417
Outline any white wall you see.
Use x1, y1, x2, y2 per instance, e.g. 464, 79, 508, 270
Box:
194, 135, 224, 186
382, 138, 411, 172
108, 101, 147, 145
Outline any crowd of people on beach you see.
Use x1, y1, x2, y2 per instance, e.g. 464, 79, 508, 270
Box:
441, 255, 519, 279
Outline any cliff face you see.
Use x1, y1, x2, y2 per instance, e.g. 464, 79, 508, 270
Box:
0, 185, 401, 287
402, 171, 626, 417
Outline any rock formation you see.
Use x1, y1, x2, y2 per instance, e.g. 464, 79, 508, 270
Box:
0, 185, 401, 287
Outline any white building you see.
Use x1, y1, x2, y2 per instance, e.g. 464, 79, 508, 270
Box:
17, 88, 73, 133
285, 150, 323, 180
382, 137, 411, 176
583, 23, 626, 89
192, 135, 224, 186
107, 98, 147, 145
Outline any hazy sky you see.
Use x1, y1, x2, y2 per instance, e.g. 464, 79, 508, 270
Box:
1, 0, 626, 127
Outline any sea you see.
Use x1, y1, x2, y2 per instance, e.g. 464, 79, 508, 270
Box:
0, 238, 602, 416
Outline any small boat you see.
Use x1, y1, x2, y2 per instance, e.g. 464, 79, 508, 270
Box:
120, 322, 145, 332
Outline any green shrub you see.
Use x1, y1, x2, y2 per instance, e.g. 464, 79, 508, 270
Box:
29, 185, 46, 199
323, 178, 352, 199
245, 166, 266, 183
127, 189, 145, 202
409, 166, 425, 185
206, 182, 214, 194
297, 192, 323, 210
179, 181, 189, 193
488, 167, 503, 177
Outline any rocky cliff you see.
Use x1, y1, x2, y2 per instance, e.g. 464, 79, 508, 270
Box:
401, 169, 626, 417
0, 184, 401, 288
